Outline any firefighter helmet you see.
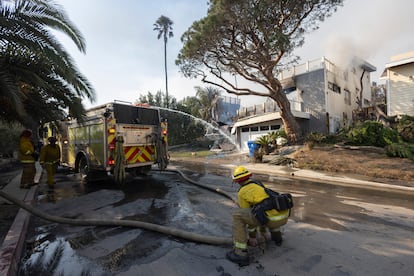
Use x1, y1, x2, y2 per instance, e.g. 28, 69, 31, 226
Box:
232, 166, 252, 182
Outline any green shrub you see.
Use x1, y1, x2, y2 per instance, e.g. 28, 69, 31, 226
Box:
396, 115, 414, 143
275, 128, 287, 138
346, 121, 399, 147
305, 132, 326, 146
385, 143, 414, 161
255, 134, 271, 154
0, 123, 23, 157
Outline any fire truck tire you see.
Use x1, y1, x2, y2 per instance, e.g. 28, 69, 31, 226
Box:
0, 190, 232, 246
78, 156, 89, 180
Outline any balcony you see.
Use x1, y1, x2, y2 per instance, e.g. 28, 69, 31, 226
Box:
237, 100, 304, 119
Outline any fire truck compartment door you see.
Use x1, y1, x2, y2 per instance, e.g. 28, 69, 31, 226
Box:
118, 124, 155, 146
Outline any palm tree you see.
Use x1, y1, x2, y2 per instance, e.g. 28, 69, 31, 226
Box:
0, 0, 95, 126
153, 15, 173, 109
195, 86, 221, 122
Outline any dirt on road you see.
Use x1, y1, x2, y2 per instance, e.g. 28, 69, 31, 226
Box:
292, 145, 414, 187
170, 144, 414, 187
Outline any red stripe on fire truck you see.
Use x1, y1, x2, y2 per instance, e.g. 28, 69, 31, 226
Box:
124, 146, 155, 163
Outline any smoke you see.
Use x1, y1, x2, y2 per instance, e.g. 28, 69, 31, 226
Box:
317, 0, 414, 79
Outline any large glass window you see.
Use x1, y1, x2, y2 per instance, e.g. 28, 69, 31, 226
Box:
241, 127, 249, 132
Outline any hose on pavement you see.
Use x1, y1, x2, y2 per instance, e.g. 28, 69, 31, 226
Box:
156, 168, 237, 205
0, 190, 232, 246
0, 167, 236, 246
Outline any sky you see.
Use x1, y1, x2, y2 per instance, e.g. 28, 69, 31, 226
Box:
54, 0, 414, 108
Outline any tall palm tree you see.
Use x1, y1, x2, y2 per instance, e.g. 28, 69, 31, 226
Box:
153, 15, 173, 109
0, 0, 95, 126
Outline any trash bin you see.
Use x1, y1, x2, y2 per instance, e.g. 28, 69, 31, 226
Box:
247, 141, 259, 157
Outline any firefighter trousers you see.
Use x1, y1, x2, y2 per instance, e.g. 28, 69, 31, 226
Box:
44, 163, 57, 187
20, 163, 36, 188
232, 208, 288, 249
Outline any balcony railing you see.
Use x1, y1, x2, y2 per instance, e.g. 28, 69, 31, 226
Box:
276, 57, 336, 79
237, 100, 304, 119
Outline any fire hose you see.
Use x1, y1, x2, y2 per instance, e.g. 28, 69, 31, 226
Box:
158, 168, 237, 205
113, 135, 126, 185
0, 168, 236, 246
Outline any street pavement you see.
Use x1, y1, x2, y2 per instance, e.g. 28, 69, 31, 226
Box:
1, 161, 413, 275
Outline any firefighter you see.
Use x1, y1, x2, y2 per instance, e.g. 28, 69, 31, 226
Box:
226, 166, 289, 266
19, 129, 38, 189
39, 137, 61, 199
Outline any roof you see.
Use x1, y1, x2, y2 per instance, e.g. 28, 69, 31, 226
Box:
385, 57, 414, 68
233, 110, 310, 128
380, 51, 414, 78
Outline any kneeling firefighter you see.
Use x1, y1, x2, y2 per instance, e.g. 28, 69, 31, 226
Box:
226, 166, 292, 266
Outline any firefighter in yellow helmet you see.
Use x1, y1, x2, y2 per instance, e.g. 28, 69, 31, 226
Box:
19, 129, 38, 188
39, 137, 61, 200
226, 166, 290, 266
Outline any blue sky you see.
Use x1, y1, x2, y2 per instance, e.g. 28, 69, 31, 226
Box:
55, 0, 414, 108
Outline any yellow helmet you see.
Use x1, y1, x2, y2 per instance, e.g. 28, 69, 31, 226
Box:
232, 166, 252, 182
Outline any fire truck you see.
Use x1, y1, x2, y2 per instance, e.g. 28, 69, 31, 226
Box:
40, 102, 169, 184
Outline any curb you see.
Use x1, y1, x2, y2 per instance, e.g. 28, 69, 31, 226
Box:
0, 163, 41, 276
0, 185, 37, 276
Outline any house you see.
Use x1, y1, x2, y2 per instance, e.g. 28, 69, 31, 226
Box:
216, 95, 240, 125
232, 57, 376, 152
380, 51, 414, 117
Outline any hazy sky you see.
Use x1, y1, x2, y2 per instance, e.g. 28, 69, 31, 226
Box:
54, 0, 414, 108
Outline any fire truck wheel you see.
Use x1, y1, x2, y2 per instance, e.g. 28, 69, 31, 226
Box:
78, 156, 89, 180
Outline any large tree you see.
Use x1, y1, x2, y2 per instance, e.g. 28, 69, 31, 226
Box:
153, 15, 173, 109
0, 0, 95, 126
176, 0, 343, 143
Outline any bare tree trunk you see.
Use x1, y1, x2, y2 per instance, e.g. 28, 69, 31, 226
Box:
269, 92, 301, 144
164, 38, 169, 109
358, 70, 365, 110
267, 76, 301, 144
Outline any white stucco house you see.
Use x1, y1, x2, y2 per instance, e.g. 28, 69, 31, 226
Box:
232, 57, 376, 152
380, 51, 414, 117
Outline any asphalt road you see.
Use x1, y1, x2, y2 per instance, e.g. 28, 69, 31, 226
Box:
14, 162, 414, 276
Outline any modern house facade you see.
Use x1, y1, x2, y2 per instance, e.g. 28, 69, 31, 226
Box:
233, 57, 376, 152
380, 51, 414, 117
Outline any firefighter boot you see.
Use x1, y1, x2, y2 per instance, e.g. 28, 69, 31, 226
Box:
271, 230, 283, 246
226, 249, 249, 266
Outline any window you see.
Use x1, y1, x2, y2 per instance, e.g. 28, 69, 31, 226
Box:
250, 126, 259, 132
260, 126, 270, 131
344, 89, 351, 105
343, 71, 348, 81
283, 86, 296, 93
241, 127, 249, 132
328, 81, 341, 94
270, 125, 281, 130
